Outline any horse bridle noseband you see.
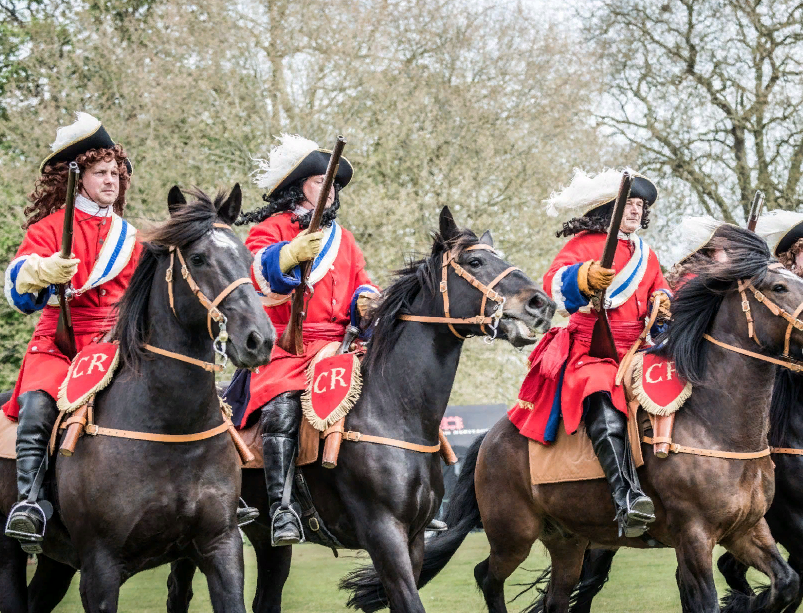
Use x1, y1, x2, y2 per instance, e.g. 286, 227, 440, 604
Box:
145, 222, 253, 372
704, 262, 803, 373
398, 244, 520, 342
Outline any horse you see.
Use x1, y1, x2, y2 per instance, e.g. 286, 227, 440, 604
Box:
164, 206, 556, 613
0, 185, 274, 613
343, 225, 803, 613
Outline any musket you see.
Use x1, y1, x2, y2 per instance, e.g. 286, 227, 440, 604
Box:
277, 136, 347, 355
588, 171, 632, 363
54, 162, 80, 359
747, 190, 765, 233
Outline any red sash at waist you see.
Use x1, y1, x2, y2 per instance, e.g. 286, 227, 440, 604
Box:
272, 322, 346, 344
33, 306, 117, 337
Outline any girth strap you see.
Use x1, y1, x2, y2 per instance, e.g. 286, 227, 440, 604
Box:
84, 421, 231, 443
642, 436, 771, 460
321, 425, 441, 454
770, 447, 803, 455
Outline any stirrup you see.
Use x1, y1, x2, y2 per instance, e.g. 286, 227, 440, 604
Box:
616, 492, 655, 538
269, 504, 305, 547
236, 504, 260, 528
5, 501, 48, 553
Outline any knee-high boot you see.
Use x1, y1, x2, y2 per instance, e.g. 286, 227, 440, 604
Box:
583, 392, 655, 538
260, 392, 303, 546
4, 391, 58, 553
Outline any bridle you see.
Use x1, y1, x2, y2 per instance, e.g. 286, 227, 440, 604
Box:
398, 244, 519, 342
144, 222, 253, 372
704, 262, 803, 373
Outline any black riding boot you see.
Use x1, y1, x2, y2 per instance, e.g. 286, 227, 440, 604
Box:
261, 392, 303, 547
4, 391, 58, 554
583, 392, 655, 538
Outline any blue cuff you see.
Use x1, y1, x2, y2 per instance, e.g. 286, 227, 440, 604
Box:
350, 285, 380, 339
5, 258, 53, 314
560, 263, 590, 314
260, 242, 301, 295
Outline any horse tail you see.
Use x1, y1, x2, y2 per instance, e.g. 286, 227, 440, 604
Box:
340, 432, 487, 612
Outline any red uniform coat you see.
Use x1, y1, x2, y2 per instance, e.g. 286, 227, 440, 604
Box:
242, 211, 378, 427
2, 199, 140, 420
508, 231, 670, 443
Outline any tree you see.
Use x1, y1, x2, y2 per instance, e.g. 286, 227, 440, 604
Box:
587, 0, 803, 222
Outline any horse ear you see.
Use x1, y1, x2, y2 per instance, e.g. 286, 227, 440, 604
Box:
439, 206, 459, 242
217, 183, 242, 225
167, 186, 186, 216
479, 230, 494, 247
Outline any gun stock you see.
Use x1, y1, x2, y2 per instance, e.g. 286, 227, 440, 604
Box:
747, 190, 765, 233
277, 136, 347, 355
588, 171, 632, 363
54, 162, 80, 359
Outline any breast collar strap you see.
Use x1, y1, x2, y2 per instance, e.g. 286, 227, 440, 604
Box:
398, 244, 519, 340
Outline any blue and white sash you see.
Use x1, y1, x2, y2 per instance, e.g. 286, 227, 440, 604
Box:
579, 235, 650, 313
307, 222, 342, 287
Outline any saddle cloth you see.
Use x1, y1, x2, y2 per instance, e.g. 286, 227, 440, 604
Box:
56, 342, 120, 413
528, 407, 644, 486
0, 416, 17, 460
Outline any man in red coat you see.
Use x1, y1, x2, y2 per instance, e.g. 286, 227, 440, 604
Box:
3, 113, 140, 550
508, 169, 670, 538
236, 134, 380, 546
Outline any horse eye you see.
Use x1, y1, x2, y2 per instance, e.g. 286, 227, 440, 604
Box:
467, 258, 482, 268
772, 283, 787, 293
189, 254, 206, 267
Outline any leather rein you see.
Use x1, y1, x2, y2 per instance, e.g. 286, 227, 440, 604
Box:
398, 244, 519, 342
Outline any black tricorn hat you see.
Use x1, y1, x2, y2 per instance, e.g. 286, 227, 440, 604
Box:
39, 112, 133, 175
253, 134, 352, 198
756, 210, 803, 256
590, 175, 658, 216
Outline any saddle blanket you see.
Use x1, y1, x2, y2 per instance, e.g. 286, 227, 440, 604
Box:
56, 342, 120, 413
301, 343, 362, 432
0, 416, 17, 459
529, 408, 644, 486
629, 352, 692, 416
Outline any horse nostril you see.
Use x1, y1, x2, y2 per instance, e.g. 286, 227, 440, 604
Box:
526, 294, 544, 314
246, 331, 263, 352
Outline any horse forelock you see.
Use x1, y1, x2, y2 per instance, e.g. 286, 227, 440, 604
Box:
656, 225, 773, 384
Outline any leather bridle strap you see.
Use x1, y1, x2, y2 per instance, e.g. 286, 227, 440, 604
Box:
770, 447, 803, 455
737, 274, 803, 358
143, 343, 224, 372
703, 334, 803, 373
642, 436, 770, 460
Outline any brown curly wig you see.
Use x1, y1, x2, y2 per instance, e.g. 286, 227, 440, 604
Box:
24, 144, 130, 229
779, 238, 803, 277
555, 200, 653, 238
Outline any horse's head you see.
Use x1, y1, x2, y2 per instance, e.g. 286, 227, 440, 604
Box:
433, 207, 555, 347
161, 185, 275, 369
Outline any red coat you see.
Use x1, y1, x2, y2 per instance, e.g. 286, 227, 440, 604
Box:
508, 231, 669, 443
242, 211, 378, 426
2, 200, 141, 420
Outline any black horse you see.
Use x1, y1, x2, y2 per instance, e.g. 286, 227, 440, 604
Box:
0, 186, 274, 612
165, 206, 556, 613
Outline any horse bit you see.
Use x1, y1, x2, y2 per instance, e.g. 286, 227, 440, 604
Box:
398, 244, 519, 343
145, 222, 253, 372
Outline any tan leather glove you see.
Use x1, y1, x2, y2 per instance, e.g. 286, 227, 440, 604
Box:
357, 292, 378, 318
651, 291, 672, 322
577, 260, 615, 296
15, 252, 80, 294
278, 229, 324, 273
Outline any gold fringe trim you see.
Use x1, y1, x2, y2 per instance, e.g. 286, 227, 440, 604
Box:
301, 350, 363, 432
56, 346, 120, 414
631, 353, 692, 417
513, 400, 535, 411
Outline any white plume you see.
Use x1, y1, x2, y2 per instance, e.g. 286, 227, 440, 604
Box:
252, 134, 319, 192
544, 168, 631, 217
676, 216, 727, 263
50, 111, 101, 152
755, 209, 803, 253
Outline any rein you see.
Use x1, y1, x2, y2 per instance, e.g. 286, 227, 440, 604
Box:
398, 244, 519, 341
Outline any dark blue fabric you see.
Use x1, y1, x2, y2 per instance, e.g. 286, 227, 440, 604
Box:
261, 241, 301, 295
350, 284, 379, 339
7, 258, 53, 314
543, 363, 567, 443
560, 262, 589, 314
224, 368, 252, 428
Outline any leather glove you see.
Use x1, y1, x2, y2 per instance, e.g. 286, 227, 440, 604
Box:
651, 291, 672, 322
357, 292, 378, 318
577, 260, 615, 297
278, 229, 324, 273
15, 252, 80, 294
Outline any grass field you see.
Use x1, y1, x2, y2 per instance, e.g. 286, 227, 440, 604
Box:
39, 532, 766, 612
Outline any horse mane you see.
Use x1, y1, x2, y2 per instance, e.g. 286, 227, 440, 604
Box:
362, 227, 480, 375
656, 225, 773, 385
769, 368, 802, 447
114, 188, 229, 370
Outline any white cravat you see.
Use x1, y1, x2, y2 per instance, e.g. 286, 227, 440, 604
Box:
75, 194, 112, 218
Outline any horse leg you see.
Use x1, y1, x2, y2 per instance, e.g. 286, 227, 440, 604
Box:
717, 551, 753, 596
166, 558, 197, 613
28, 555, 77, 612
784, 554, 803, 613
409, 531, 425, 585
197, 530, 247, 613
721, 519, 799, 613
0, 534, 27, 613
78, 550, 123, 613
674, 523, 719, 613
248, 526, 291, 613
539, 535, 588, 613
569, 549, 617, 613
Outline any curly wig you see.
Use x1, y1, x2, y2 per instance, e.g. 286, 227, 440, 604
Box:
779, 238, 803, 277
236, 177, 342, 229
555, 200, 652, 238
24, 145, 130, 229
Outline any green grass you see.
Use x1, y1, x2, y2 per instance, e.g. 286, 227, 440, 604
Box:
38, 532, 766, 612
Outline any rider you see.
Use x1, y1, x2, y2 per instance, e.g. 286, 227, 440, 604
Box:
3, 112, 140, 552
507, 168, 670, 538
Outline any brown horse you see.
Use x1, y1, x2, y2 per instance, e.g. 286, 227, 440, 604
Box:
345, 225, 803, 613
